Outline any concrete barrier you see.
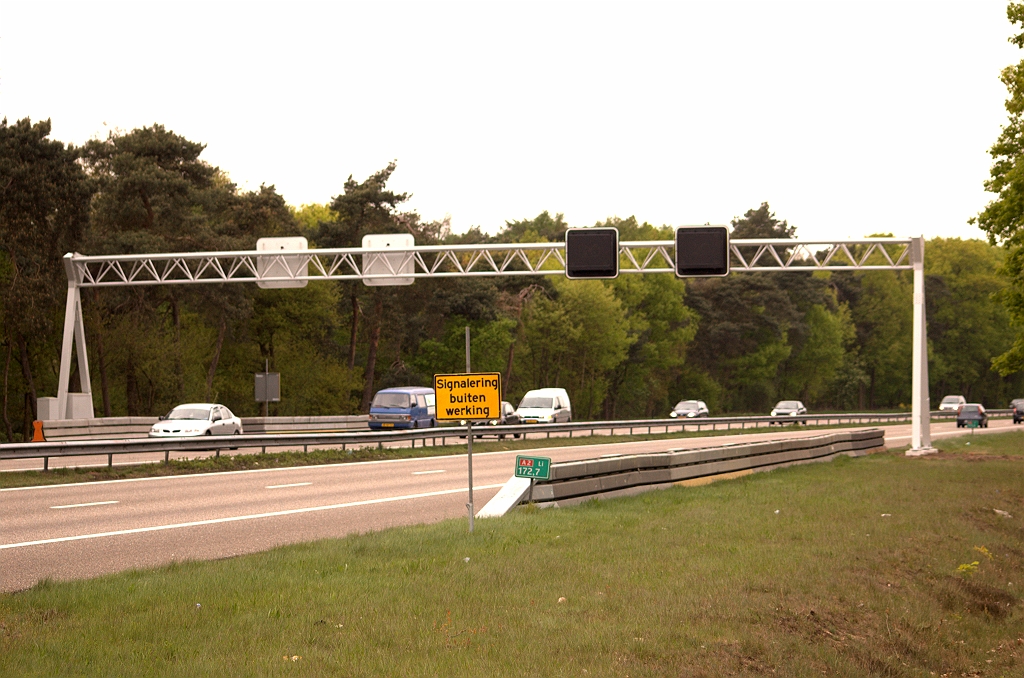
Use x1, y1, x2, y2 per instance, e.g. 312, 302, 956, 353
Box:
477, 429, 885, 517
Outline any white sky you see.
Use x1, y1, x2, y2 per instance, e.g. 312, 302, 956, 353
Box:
2, 1, 1020, 241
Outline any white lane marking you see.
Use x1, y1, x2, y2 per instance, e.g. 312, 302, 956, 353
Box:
265, 482, 312, 489
1, 484, 505, 550
412, 470, 446, 475
50, 500, 119, 510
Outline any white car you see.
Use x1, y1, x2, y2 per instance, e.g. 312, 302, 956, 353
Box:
770, 400, 808, 424
149, 403, 243, 437
669, 400, 709, 418
938, 395, 967, 412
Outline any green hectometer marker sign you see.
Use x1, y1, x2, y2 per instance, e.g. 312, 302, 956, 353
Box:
515, 455, 551, 480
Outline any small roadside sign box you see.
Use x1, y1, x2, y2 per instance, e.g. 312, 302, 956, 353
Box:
254, 372, 280, 403
515, 455, 551, 480
433, 372, 502, 421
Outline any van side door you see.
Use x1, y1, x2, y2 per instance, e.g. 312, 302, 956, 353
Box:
415, 395, 428, 425
557, 396, 570, 422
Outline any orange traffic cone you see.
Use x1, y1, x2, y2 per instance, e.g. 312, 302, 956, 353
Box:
32, 420, 46, 442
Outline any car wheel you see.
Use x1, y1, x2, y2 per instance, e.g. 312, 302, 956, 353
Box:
231, 429, 240, 450
514, 433, 521, 439
499, 434, 505, 440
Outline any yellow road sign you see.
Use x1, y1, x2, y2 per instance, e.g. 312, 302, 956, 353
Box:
433, 372, 502, 421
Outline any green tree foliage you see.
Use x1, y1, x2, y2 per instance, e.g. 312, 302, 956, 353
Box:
514, 278, 633, 419
75, 125, 360, 419
926, 238, 1020, 403
499, 211, 569, 243
601, 218, 698, 418
0, 118, 93, 439
972, 2, 1024, 375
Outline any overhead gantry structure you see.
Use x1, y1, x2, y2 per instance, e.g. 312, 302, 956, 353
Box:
47, 235, 932, 452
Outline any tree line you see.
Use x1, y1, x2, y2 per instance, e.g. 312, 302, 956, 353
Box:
2, 118, 1022, 441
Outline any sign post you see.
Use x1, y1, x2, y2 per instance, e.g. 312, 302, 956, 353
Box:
433, 335, 502, 533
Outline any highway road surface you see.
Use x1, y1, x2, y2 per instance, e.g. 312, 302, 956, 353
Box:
1, 420, 1018, 592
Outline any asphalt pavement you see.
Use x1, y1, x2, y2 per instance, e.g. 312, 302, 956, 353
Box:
1, 419, 1018, 592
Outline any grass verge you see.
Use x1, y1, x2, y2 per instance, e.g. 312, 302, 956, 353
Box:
3, 434, 1024, 676
0, 422, 875, 490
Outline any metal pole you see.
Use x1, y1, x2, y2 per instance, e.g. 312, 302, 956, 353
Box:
909, 236, 934, 455
261, 359, 269, 418
465, 326, 474, 532
55, 283, 77, 419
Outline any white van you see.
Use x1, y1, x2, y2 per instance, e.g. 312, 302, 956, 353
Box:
515, 388, 572, 424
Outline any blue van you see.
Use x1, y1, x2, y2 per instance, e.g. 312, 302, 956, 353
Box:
368, 387, 437, 429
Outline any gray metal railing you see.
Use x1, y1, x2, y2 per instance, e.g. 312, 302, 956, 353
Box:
0, 410, 1012, 469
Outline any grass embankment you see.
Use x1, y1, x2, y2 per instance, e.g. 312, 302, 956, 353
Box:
0, 422, 854, 490
3, 432, 1024, 676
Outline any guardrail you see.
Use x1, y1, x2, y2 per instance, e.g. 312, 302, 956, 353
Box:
478, 429, 887, 516
0, 410, 1011, 470
39, 415, 371, 441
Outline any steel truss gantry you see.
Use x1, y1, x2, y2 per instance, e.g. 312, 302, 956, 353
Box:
49, 236, 933, 452
65, 237, 913, 287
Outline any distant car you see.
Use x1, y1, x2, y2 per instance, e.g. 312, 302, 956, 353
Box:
368, 387, 436, 430
1011, 398, 1024, 425
149, 403, 242, 437
461, 401, 522, 439
956, 403, 988, 428
938, 395, 967, 412
770, 400, 807, 425
516, 388, 572, 424
669, 400, 709, 418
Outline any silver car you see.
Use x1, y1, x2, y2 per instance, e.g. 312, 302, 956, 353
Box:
149, 403, 243, 437
669, 400, 709, 418
770, 400, 808, 424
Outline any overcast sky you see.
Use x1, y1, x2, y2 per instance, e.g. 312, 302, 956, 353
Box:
3, 1, 1020, 241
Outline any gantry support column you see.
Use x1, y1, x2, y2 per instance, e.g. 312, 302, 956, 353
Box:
908, 236, 934, 455
46, 254, 95, 420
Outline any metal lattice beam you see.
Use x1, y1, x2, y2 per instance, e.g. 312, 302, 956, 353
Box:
64, 238, 913, 287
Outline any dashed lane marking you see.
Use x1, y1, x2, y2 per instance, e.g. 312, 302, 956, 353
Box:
2, 484, 504, 550
50, 501, 119, 510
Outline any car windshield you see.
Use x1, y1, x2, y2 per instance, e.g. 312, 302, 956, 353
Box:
167, 407, 211, 420
941, 396, 962, 404
372, 393, 411, 409
674, 402, 699, 411
776, 401, 800, 409
961, 405, 980, 413
519, 397, 553, 409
